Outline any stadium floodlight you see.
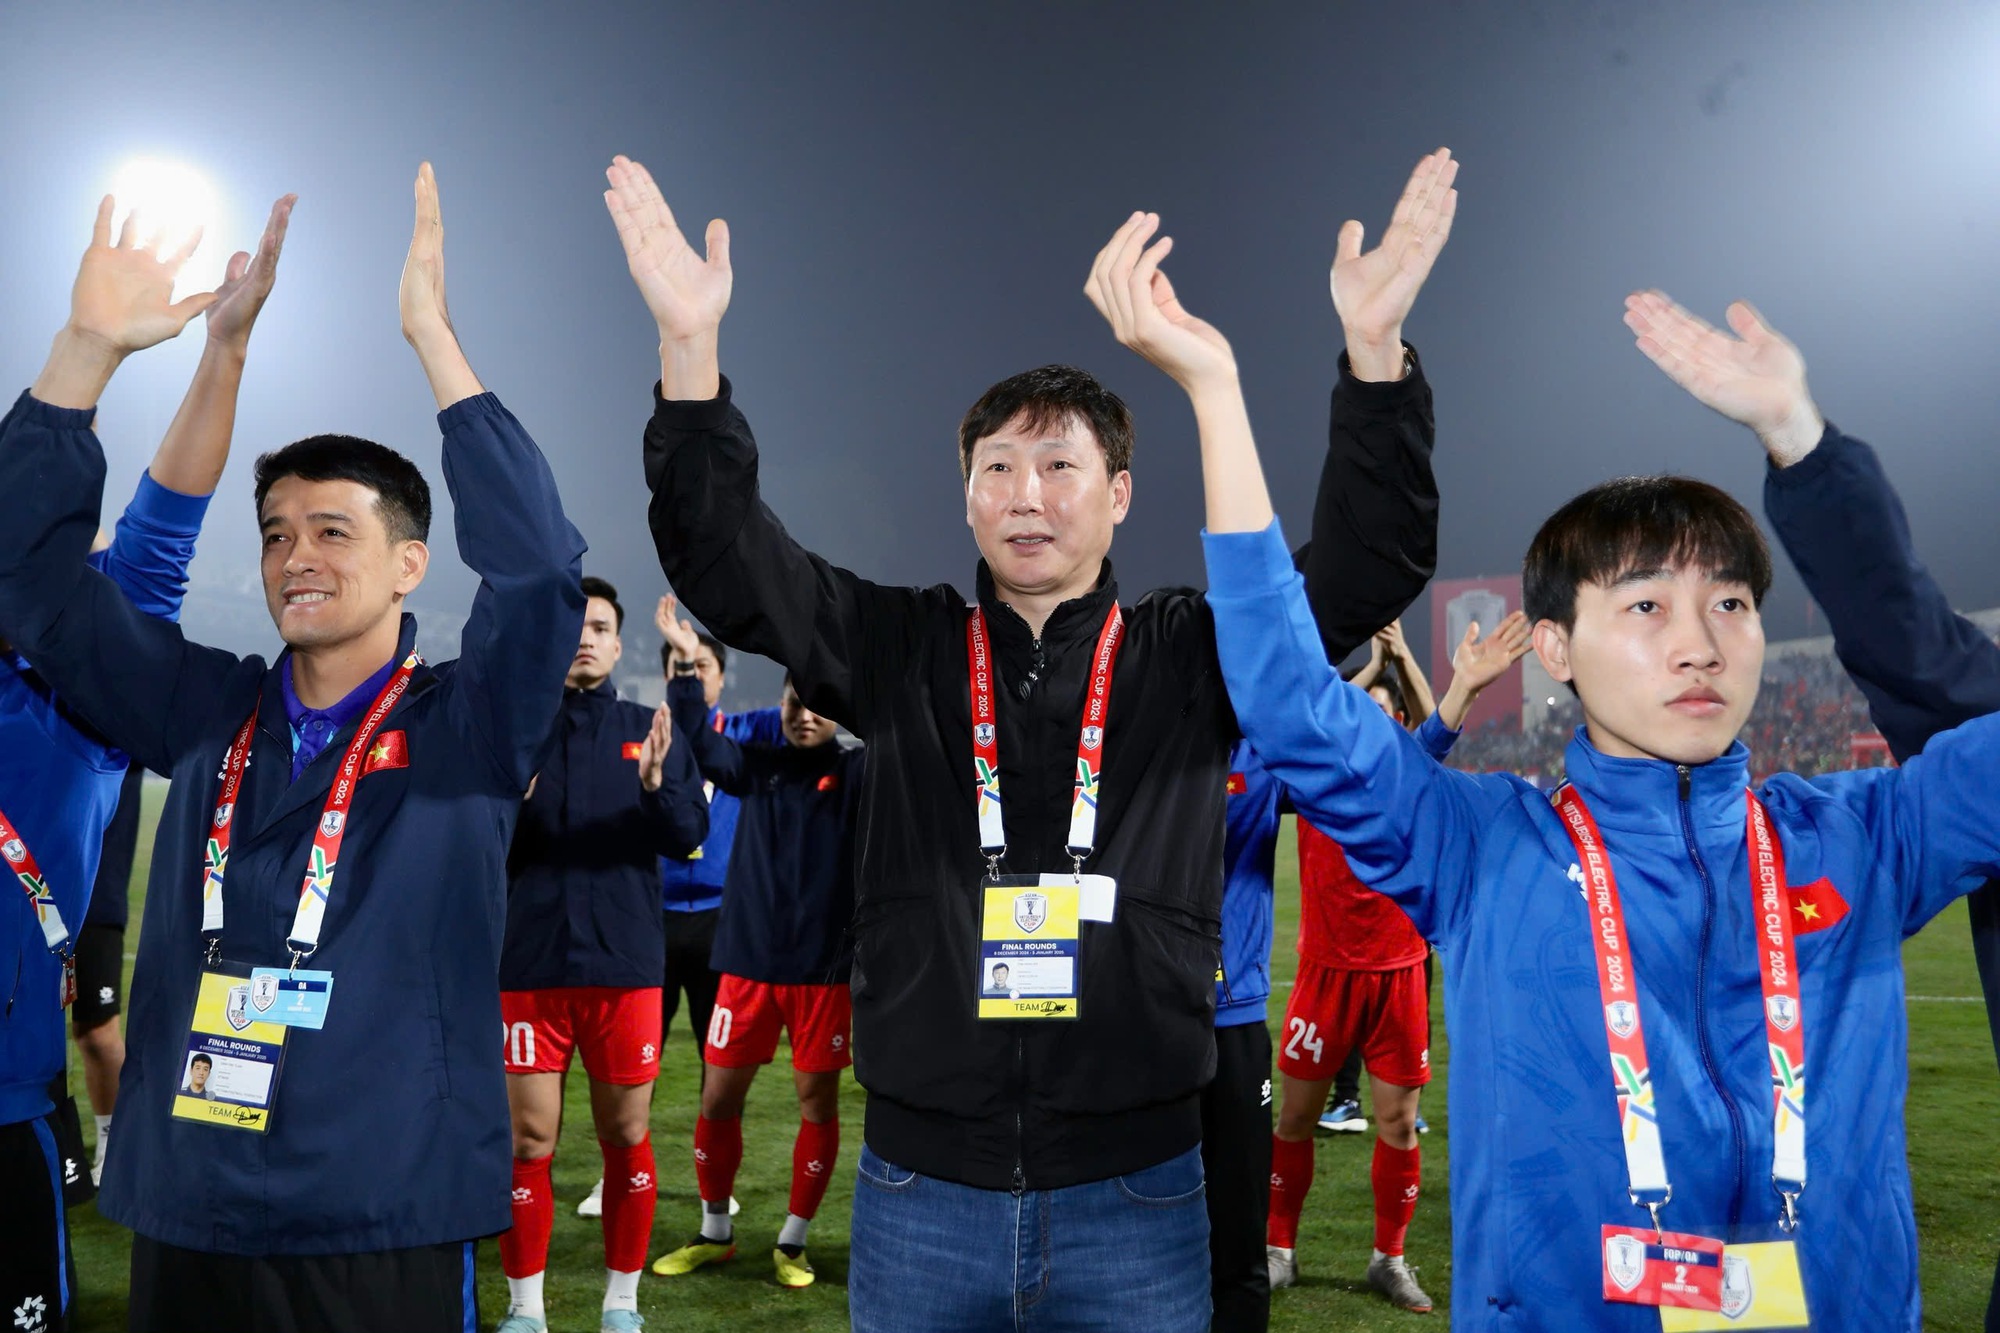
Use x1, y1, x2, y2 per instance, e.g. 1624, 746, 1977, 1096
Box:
106, 157, 227, 294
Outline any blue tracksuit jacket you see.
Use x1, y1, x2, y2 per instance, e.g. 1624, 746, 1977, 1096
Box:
1206, 516, 1999, 1331
0, 391, 584, 1255
0, 467, 207, 1125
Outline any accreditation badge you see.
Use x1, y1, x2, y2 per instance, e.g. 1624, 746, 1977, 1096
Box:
1601, 1225, 1725, 1311
1657, 1241, 1808, 1330
248, 966, 336, 1030
171, 969, 289, 1132
977, 876, 1083, 1019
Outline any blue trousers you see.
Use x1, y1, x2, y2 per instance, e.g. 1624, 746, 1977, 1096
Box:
849, 1142, 1211, 1333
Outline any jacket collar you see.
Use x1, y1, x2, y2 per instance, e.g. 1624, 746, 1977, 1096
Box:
974, 558, 1119, 651
1561, 725, 1752, 838
565, 678, 619, 704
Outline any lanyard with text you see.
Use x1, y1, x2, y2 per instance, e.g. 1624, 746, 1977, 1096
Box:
966, 603, 1124, 876
0, 804, 76, 1006
1557, 783, 1807, 1237
201, 653, 421, 970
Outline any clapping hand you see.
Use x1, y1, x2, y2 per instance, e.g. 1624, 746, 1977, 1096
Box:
656, 594, 701, 664
636, 703, 674, 793
1623, 291, 1825, 466
65, 197, 220, 356
206, 194, 296, 352
1451, 611, 1531, 695
1084, 211, 1237, 394
1332, 149, 1459, 381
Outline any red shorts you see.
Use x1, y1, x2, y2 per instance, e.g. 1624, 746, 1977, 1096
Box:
1277, 959, 1430, 1088
704, 975, 852, 1073
500, 986, 663, 1085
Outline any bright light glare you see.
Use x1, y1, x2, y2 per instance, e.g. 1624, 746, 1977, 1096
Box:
106, 157, 228, 295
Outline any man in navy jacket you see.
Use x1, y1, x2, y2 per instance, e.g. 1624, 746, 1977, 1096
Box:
1628, 290, 2000, 1331
496, 575, 705, 1333
0, 166, 585, 1333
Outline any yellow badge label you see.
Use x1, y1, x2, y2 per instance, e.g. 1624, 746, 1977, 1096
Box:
1658, 1240, 1808, 1331
171, 970, 289, 1133
977, 879, 1082, 1020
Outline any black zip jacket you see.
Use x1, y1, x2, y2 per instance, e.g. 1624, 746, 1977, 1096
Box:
671, 677, 863, 985
502, 681, 709, 990
644, 356, 1436, 1189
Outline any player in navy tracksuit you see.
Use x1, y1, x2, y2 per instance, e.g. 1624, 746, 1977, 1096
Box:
653, 670, 863, 1290
0, 192, 293, 1333
0, 167, 585, 1332
496, 576, 707, 1333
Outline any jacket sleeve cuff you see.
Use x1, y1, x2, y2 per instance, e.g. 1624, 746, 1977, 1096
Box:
651, 374, 736, 432
1414, 709, 1462, 759
1202, 519, 1294, 597
435, 390, 506, 433
1762, 421, 1845, 492
128, 469, 214, 532
17, 390, 98, 430
1334, 344, 1429, 414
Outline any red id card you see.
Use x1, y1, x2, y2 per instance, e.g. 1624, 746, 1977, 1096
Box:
1602, 1225, 1726, 1310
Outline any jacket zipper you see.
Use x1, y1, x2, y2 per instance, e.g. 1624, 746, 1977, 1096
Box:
1678, 764, 1748, 1229
1011, 632, 1043, 1193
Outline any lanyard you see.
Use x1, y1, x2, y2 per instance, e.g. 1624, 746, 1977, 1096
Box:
1555, 783, 1806, 1237
202, 653, 421, 969
966, 603, 1124, 877
0, 802, 76, 1003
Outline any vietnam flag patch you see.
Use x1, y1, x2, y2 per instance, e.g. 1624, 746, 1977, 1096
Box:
1788, 878, 1849, 934
1226, 772, 1247, 796
622, 741, 644, 761
362, 731, 409, 775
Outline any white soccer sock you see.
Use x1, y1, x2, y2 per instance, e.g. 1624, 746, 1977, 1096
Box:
699, 1203, 733, 1242
603, 1268, 641, 1312
93, 1115, 112, 1165
506, 1272, 546, 1318
777, 1212, 810, 1250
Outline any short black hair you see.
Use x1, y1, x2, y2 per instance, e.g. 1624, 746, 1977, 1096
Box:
580, 576, 624, 630
190, 1053, 213, 1068
1523, 476, 1772, 631
253, 435, 432, 544
958, 365, 1134, 481
659, 632, 727, 677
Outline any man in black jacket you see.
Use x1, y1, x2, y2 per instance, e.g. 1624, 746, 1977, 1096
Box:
496, 576, 706, 1333
604, 149, 1451, 1331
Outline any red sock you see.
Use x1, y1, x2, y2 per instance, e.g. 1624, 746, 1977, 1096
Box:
499, 1154, 553, 1279
600, 1135, 658, 1273
1372, 1138, 1421, 1256
788, 1117, 840, 1220
693, 1114, 743, 1206
1267, 1135, 1315, 1249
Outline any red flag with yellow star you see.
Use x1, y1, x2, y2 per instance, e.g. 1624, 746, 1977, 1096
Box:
1787, 877, 1848, 934
361, 730, 409, 775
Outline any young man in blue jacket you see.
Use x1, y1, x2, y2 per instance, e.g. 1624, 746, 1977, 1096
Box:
1626, 289, 2000, 1332
652, 671, 862, 1290
0, 166, 585, 1333
1178, 219, 2000, 1326
0, 194, 292, 1333
497, 576, 706, 1333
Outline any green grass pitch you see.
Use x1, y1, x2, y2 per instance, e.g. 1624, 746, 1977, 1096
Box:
59, 790, 2000, 1330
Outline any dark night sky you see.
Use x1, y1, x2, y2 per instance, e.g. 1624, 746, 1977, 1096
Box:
4, 2, 1997, 695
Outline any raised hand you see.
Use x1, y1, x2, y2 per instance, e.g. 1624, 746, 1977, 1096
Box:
1084, 211, 1236, 394
604, 156, 732, 347
636, 703, 674, 792
67, 197, 219, 355
1623, 291, 1824, 466
1375, 618, 1410, 659
1451, 610, 1531, 695
1332, 148, 1459, 381
656, 594, 701, 663
399, 163, 453, 346
398, 163, 482, 409
206, 194, 296, 352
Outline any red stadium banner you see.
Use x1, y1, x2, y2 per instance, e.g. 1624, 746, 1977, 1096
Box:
1429, 575, 1525, 735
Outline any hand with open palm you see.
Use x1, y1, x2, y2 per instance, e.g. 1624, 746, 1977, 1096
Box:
1332, 148, 1459, 381
1084, 211, 1236, 394
1623, 291, 1825, 466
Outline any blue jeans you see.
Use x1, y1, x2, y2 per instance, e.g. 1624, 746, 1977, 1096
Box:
849, 1142, 1211, 1333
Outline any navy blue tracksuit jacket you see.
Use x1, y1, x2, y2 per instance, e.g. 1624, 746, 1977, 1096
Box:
668, 678, 861, 986
503, 681, 708, 990
0, 392, 584, 1256
1763, 425, 2000, 1327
